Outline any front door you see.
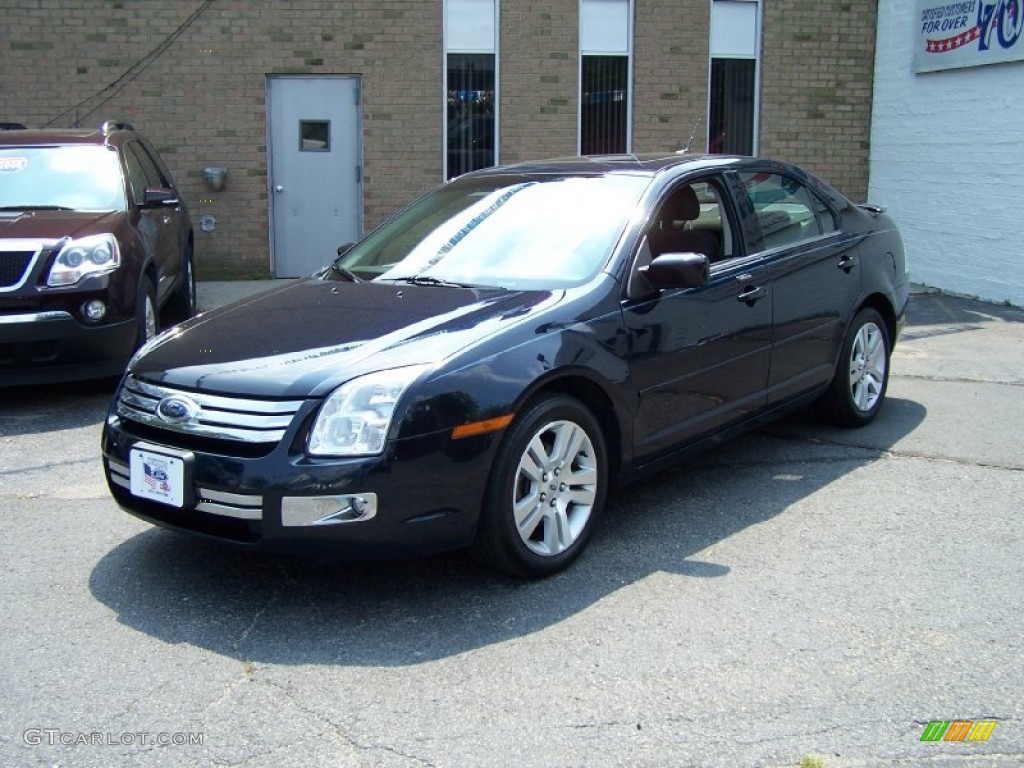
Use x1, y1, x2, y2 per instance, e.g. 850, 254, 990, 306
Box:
623, 178, 772, 463
267, 75, 362, 277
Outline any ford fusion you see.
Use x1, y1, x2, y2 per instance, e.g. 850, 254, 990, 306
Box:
102, 154, 908, 578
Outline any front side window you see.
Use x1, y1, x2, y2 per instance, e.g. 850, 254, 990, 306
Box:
739, 172, 834, 251
0, 146, 124, 212
338, 173, 652, 290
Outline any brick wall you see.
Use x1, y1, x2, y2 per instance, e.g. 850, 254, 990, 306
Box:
633, 0, 709, 153
760, 0, 878, 200
500, 0, 578, 162
1, 1, 877, 278
1, 0, 441, 279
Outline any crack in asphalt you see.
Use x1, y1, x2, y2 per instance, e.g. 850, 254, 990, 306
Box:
701, 432, 1024, 475
256, 676, 440, 768
892, 372, 1024, 387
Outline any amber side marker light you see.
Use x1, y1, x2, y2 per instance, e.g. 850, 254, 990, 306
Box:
451, 414, 515, 440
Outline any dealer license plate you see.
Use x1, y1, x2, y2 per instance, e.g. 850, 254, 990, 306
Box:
130, 446, 186, 508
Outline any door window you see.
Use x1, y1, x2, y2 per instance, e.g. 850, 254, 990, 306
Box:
738, 172, 835, 251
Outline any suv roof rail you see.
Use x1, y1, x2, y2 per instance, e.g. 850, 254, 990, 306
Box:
101, 120, 135, 134
0, 122, 27, 130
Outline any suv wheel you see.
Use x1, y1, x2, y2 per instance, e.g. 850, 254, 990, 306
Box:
135, 278, 159, 349
163, 244, 196, 326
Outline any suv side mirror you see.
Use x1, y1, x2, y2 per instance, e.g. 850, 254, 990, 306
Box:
640, 252, 709, 290
143, 187, 179, 207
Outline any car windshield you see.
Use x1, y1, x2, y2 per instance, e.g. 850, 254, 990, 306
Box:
338, 172, 651, 290
0, 145, 125, 212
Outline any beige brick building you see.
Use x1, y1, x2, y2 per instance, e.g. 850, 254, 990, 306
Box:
1, 0, 877, 279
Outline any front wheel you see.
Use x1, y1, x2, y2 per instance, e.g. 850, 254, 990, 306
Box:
821, 307, 891, 427
471, 395, 608, 579
134, 278, 159, 351
163, 245, 196, 326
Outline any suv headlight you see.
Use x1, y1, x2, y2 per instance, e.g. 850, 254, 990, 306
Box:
47, 234, 121, 287
307, 365, 432, 457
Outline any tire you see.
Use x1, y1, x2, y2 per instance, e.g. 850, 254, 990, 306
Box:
162, 244, 196, 326
471, 395, 608, 579
821, 307, 891, 427
135, 278, 159, 351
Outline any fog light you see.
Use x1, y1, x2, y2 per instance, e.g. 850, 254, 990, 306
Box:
281, 493, 378, 526
82, 299, 107, 322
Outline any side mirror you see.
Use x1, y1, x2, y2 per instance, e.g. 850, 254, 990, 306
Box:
640, 252, 709, 290
143, 187, 179, 207
337, 242, 355, 257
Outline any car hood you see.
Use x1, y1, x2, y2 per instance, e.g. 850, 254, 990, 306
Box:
131, 277, 561, 398
0, 209, 124, 240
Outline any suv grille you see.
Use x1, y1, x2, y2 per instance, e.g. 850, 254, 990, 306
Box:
0, 249, 37, 289
117, 375, 307, 445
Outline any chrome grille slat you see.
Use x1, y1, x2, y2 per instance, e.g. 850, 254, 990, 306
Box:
128, 376, 302, 414
117, 374, 307, 444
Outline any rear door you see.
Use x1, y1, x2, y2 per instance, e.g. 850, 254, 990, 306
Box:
123, 141, 184, 302
623, 175, 772, 462
733, 169, 862, 403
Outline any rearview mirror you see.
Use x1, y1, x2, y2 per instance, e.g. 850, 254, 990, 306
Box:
640, 252, 709, 290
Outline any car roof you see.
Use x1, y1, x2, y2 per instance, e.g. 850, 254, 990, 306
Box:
476, 152, 752, 177
467, 152, 851, 207
0, 122, 138, 149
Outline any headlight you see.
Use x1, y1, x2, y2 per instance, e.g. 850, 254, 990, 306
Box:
47, 234, 121, 287
307, 365, 432, 457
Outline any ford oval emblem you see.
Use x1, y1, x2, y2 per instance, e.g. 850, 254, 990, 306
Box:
156, 395, 199, 424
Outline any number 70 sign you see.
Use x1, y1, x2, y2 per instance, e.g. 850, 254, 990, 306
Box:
914, 0, 1024, 72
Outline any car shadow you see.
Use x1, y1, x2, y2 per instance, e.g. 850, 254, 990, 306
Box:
0, 378, 116, 436
88, 396, 926, 667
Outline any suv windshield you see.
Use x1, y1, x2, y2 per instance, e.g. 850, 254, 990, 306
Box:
0, 145, 125, 212
338, 173, 651, 290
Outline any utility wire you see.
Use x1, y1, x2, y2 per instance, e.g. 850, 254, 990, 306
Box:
43, 0, 215, 129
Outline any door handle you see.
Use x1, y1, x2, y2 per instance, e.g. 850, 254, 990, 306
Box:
838, 254, 857, 273
275, 185, 284, 193
736, 285, 768, 305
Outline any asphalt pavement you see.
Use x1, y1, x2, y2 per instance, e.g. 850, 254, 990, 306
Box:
0, 287, 1021, 768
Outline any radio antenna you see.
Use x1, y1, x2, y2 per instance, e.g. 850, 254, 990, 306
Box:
679, 115, 703, 154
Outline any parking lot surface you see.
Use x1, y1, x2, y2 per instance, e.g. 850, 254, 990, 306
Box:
1, 289, 1022, 767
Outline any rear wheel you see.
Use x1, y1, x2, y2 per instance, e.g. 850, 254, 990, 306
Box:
821, 307, 891, 427
471, 395, 608, 578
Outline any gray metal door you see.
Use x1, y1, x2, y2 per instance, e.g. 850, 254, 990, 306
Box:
268, 75, 361, 277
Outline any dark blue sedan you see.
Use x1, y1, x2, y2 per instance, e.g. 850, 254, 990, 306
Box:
102, 153, 908, 578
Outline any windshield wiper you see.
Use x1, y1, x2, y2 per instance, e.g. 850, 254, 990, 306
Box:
386, 275, 491, 289
0, 205, 75, 211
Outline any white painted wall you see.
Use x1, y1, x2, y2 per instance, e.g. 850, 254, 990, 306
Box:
870, 0, 1024, 306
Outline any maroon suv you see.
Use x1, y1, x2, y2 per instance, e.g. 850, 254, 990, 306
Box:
0, 121, 194, 385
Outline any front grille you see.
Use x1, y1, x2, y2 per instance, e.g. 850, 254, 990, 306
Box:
116, 375, 307, 445
0, 249, 36, 288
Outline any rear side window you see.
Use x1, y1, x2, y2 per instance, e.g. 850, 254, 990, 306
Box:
739, 172, 837, 251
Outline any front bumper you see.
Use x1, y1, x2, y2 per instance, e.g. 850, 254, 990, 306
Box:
101, 412, 497, 560
0, 310, 135, 385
